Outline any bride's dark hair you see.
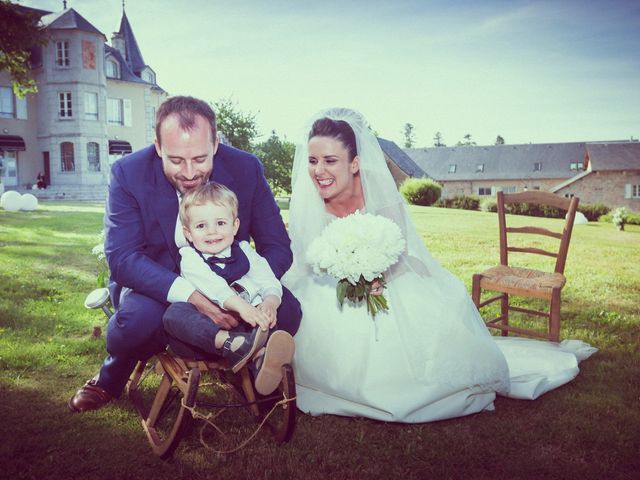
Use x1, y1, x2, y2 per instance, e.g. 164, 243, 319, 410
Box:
309, 118, 358, 161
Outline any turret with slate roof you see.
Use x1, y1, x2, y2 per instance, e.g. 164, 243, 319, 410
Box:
117, 11, 146, 75
40, 8, 105, 38
108, 6, 159, 88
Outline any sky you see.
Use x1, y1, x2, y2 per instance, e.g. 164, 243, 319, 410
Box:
19, 0, 640, 147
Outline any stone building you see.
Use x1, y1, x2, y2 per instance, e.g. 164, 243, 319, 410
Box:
0, 4, 166, 200
553, 142, 640, 211
405, 141, 640, 211
405, 142, 588, 198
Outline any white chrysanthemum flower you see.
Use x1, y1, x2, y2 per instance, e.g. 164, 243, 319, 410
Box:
91, 243, 105, 261
307, 211, 404, 285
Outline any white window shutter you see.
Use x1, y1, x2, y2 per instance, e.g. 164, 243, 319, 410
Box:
624, 184, 632, 199
16, 96, 27, 119
491, 186, 496, 196
123, 99, 132, 126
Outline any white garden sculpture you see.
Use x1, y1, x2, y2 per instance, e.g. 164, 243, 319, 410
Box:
20, 193, 39, 211
573, 211, 589, 225
0, 191, 39, 211
0, 190, 22, 211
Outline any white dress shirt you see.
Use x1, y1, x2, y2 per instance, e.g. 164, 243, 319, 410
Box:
179, 241, 282, 307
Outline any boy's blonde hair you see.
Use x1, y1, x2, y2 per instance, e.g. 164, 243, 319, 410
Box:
180, 182, 239, 227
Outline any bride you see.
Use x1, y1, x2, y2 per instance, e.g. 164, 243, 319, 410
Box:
282, 107, 595, 423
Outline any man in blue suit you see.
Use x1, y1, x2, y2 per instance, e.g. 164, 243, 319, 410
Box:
69, 96, 301, 412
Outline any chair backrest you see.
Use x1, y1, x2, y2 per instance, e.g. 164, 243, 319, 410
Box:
496, 190, 579, 274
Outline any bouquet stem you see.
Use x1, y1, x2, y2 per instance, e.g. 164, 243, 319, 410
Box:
337, 275, 388, 318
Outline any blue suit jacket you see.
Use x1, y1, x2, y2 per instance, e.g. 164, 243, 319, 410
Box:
104, 143, 292, 309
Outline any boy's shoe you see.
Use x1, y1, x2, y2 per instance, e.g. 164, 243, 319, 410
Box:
252, 331, 295, 395
222, 327, 269, 373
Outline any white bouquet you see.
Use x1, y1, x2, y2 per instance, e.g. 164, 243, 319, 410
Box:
307, 211, 404, 318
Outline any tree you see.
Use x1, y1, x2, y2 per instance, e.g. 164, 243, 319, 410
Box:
253, 130, 295, 196
495, 135, 505, 145
402, 123, 415, 148
433, 131, 446, 147
213, 97, 258, 152
0, 2, 48, 97
456, 133, 476, 147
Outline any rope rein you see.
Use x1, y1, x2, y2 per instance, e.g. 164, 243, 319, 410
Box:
181, 393, 296, 455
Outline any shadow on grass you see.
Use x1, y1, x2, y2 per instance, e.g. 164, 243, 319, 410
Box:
1, 356, 638, 480
0, 381, 211, 480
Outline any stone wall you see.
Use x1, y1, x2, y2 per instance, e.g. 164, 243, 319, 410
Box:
439, 178, 566, 198
556, 170, 640, 211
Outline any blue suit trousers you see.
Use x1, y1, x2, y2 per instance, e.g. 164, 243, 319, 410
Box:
97, 287, 301, 397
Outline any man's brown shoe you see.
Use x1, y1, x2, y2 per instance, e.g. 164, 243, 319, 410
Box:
68, 379, 112, 413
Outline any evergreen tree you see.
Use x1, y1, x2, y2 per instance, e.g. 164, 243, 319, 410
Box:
403, 123, 415, 148
456, 133, 476, 147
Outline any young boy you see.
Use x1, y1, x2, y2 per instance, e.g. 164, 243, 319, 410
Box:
163, 182, 294, 395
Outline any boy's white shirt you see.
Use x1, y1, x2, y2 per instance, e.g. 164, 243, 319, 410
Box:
166, 198, 280, 305
179, 241, 282, 308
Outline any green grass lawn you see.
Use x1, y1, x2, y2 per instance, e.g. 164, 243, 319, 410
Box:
1, 202, 638, 480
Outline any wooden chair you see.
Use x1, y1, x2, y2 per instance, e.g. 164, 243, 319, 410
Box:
472, 190, 579, 342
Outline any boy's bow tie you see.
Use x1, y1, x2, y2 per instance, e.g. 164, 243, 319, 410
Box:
206, 255, 235, 266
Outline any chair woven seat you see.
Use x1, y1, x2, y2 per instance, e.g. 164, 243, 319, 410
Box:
479, 265, 566, 299
471, 190, 579, 342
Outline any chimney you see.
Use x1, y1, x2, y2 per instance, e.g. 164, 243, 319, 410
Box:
111, 32, 126, 59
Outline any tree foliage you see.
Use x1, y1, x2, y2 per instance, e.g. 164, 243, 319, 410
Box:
213, 97, 258, 152
456, 133, 476, 147
253, 130, 295, 195
402, 123, 415, 148
495, 135, 505, 145
433, 131, 446, 147
0, 1, 48, 97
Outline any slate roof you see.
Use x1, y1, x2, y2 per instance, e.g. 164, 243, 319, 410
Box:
14, 4, 52, 17
405, 142, 588, 181
377, 138, 427, 178
105, 45, 148, 84
586, 142, 640, 171
41, 8, 105, 39
105, 12, 165, 92
117, 11, 146, 75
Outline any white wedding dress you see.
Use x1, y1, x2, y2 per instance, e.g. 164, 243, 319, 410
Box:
284, 108, 596, 423
290, 263, 595, 422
